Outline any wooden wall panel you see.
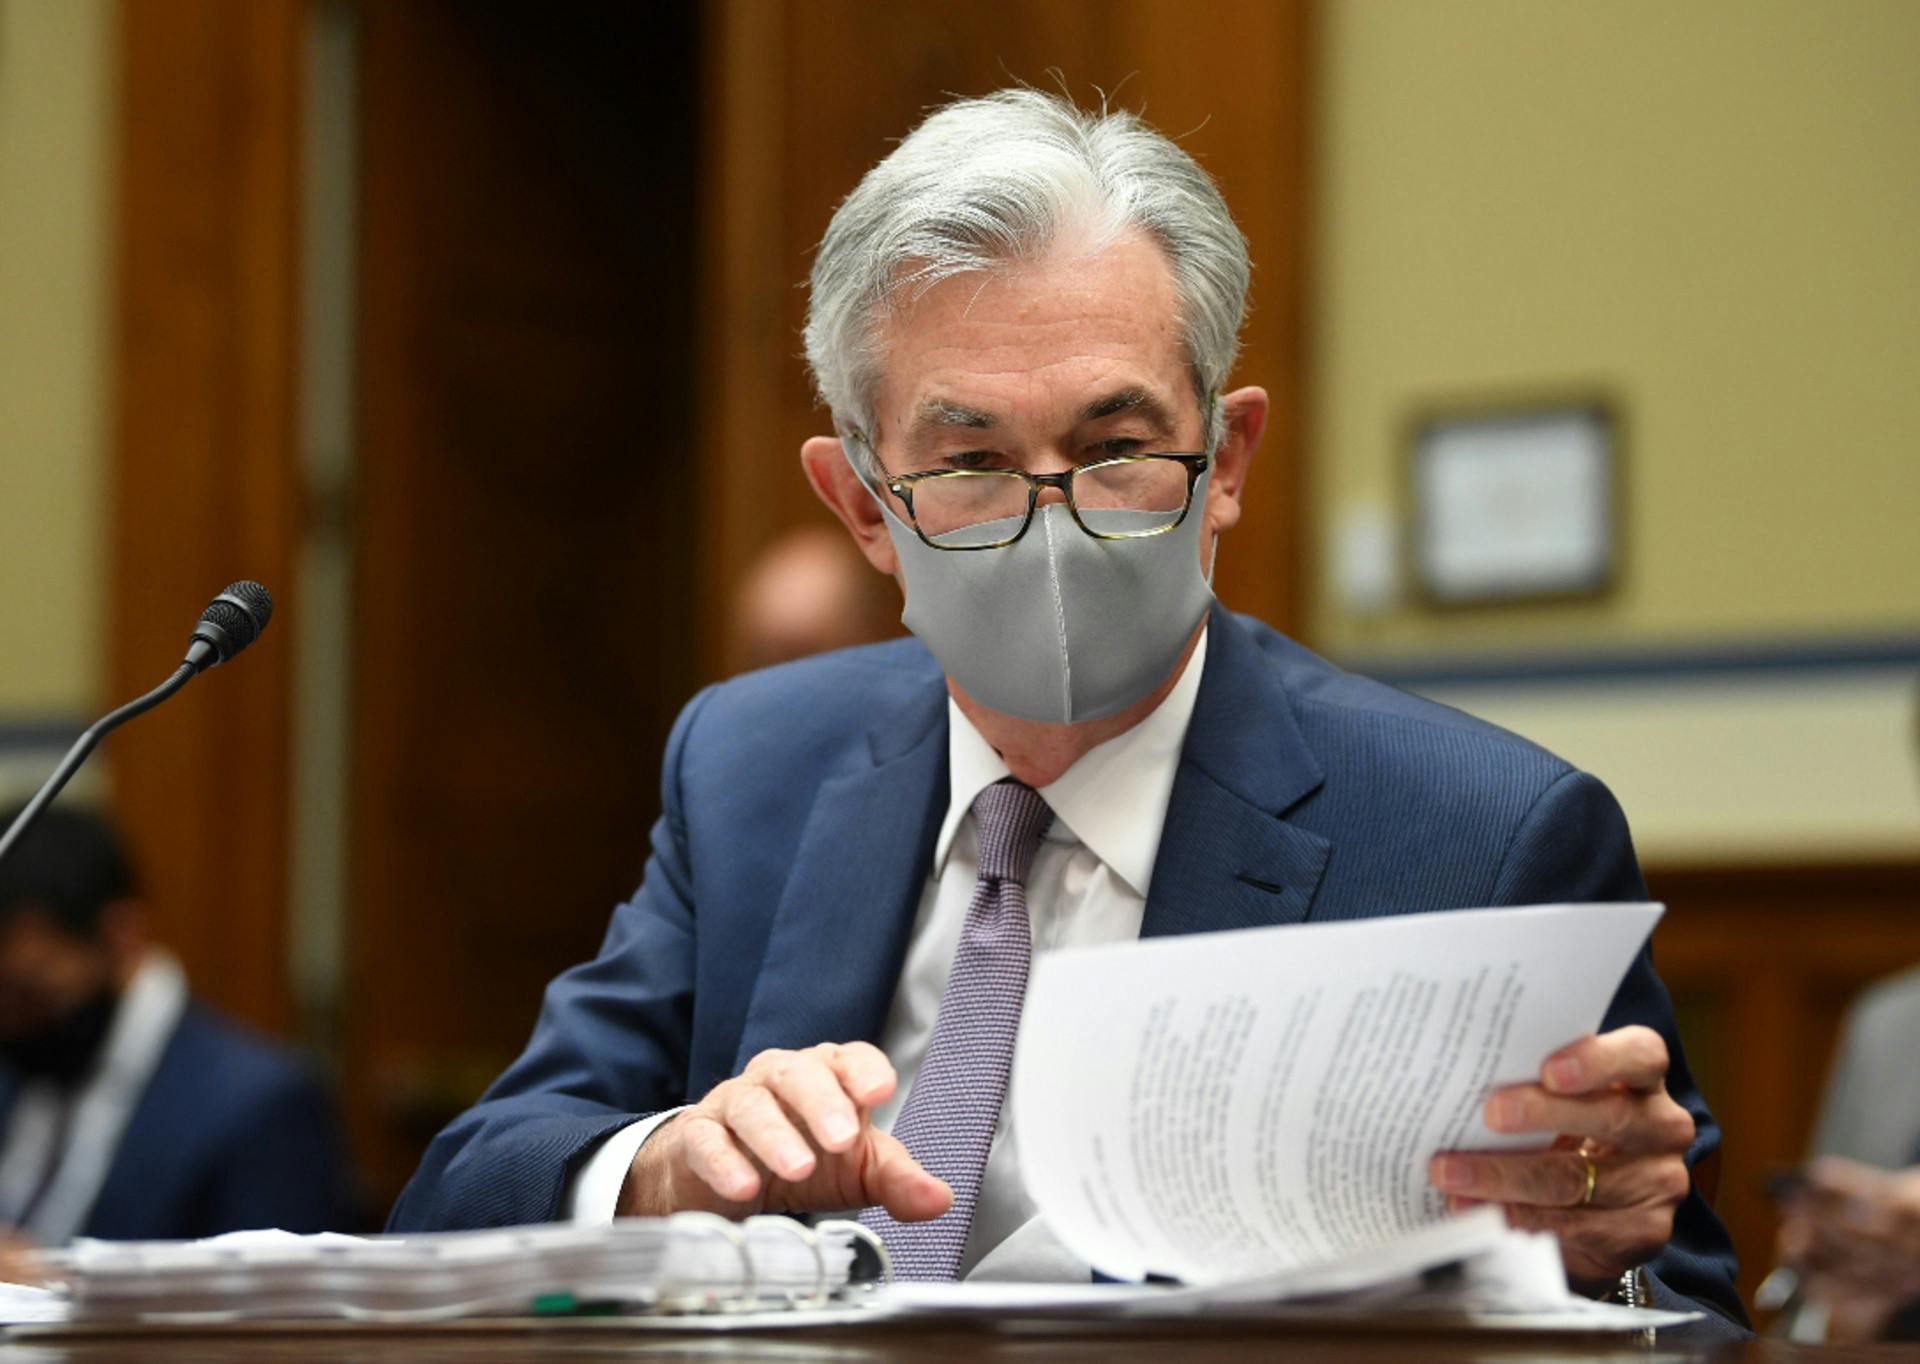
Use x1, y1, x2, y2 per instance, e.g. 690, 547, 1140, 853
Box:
697, 0, 1313, 675
110, 0, 304, 1034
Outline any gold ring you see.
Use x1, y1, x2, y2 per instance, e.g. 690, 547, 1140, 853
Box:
1578, 1150, 1599, 1207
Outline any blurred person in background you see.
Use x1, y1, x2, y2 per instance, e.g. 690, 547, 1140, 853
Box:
1772, 1149, 1920, 1341
725, 523, 900, 674
1767, 688, 1920, 1341
0, 805, 358, 1241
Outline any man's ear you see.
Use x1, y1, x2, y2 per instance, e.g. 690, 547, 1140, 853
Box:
800, 435, 900, 577
1202, 385, 1268, 538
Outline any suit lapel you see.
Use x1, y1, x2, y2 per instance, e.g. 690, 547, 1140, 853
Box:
1142, 608, 1332, 939
734, 689, 948, 1067
735, 609, 1331, 1058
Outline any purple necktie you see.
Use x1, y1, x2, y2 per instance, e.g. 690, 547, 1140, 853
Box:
861, 779, 1053, 1280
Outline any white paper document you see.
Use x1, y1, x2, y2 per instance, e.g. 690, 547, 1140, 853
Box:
1011, 901, 1664, 1286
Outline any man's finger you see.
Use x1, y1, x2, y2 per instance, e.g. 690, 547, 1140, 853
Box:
1485, 1084, 1695, 1154
864, 1129, 952, 1223
1431, 1150, 1589, 1208
825, 1041, 897, 1110
1432, 1150, 1688, 1210
718, 1083, 817, 1182
1542, 1025, 1669, 1096
763, 1050, 862, 1153
679, 1112, 761, 1205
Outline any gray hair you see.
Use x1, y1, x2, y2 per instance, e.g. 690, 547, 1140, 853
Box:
804, 89, 1250, 473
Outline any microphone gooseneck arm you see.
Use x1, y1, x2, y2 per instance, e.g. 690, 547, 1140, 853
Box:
0, 663, 196, 865
0, 579, 272, 867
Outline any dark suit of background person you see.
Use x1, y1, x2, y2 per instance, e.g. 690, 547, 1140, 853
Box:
391, 605, 1746, 1329
0, 806, 359, 1241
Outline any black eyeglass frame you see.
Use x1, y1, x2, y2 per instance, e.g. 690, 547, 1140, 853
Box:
880, 453, 1212, 552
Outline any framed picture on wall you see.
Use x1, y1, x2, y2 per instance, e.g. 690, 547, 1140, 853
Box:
1409, 399, 1619, 606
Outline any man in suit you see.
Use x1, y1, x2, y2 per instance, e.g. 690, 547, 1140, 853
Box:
391, 90, 1745, 1333
0, 804, 358, 1240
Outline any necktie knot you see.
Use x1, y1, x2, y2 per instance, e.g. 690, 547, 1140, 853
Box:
971, 779, 1052, 885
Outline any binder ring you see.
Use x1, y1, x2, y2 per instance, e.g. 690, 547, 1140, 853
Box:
819, 1217, 893, 1287
745, 1215, 829, 1308
664, 1211, 753, 1312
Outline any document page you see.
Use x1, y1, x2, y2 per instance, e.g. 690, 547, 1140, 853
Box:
1010, 902, 1662, 1284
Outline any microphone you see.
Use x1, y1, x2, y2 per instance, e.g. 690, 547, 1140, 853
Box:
0, 581, 274, 866
184, 580, 274, 674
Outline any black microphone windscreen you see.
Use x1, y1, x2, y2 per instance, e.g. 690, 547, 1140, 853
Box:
199, 598, 258, 651
188, 581, 274, 669
221, 580, 274, 638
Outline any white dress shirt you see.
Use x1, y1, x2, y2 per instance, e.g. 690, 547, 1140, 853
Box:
0, 949, 188, 1242
570, 632, 1208, 1280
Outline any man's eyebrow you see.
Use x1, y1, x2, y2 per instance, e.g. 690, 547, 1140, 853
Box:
1079, 386, 1172, 425
913, 399, 998, 431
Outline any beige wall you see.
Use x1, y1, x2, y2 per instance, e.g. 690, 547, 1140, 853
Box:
1307, 0, 1920, 863
0, 0, 114, 721
1310, 0, 1920, 657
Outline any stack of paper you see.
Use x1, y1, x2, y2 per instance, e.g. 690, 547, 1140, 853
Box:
42, 1216, 869, 1324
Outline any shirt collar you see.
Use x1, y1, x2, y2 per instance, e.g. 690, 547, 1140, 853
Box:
932, 627, 1209, 898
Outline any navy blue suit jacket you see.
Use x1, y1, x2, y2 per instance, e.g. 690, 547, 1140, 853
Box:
0, 1003, 357, 1240
390, 607, 1746, 1334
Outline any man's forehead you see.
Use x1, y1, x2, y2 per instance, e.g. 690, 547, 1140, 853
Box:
871, 233, 1189, 420
907, 385, 1177, 435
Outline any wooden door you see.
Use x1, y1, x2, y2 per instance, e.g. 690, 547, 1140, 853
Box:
346, 0, 703, 1202
110, 0, 305, 1035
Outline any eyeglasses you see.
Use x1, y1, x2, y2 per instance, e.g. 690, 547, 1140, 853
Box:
881, 453, 1211, 551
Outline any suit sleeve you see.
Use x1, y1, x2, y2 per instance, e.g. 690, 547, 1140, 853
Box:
385, 686, 717, 1232
1490, 768, 1751, 1338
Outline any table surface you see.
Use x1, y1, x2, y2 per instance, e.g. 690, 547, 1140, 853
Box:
0, 1320, 1911, 1363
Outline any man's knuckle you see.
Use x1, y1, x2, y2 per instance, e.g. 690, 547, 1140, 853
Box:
1605, 1095, 1639, 1144
727, 1086, 776, 1131
1634, 1207, 1675, 1256
682, 1123, 720, 1167
1563, 1156, 1592, 1206
1650, 1102, 1693, 1150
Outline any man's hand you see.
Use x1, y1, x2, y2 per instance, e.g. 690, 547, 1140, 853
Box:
1427, 1025, 1695, 1293
616, 1041, 951, 1223
1775, 1157, 1920, 1342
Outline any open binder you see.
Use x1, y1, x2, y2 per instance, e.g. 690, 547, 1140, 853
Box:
40, 1215, 887, 1324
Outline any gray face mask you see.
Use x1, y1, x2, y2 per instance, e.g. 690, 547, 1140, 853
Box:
850, 444, 1215, 724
